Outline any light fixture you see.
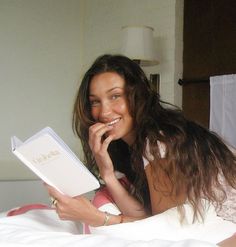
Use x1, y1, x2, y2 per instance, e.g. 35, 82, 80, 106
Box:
121, 25, 160, 92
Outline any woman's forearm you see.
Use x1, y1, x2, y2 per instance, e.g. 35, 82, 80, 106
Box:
103, 173, 147, 218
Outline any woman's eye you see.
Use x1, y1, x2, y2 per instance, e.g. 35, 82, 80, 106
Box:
111, 94, 121, 100
90, 100, 100, 106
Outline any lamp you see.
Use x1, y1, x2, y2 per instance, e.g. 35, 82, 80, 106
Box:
121, 25, 160, 92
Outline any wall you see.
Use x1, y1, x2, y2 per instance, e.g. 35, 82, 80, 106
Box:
82, 0, 183, 106
0, 180, 49, 212
0, 180, 94, 212
0, 0, 83, 180
174, 0, 184, 107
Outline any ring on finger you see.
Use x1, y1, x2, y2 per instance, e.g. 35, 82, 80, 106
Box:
52, 198, 58, 206
50, 197, 58, 206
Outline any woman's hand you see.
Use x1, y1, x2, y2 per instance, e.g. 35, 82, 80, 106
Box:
88, 123, 147, 218
88, 123, 115, 180
45, 185, 105, 226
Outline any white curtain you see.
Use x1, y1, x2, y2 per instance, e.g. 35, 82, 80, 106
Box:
210, 74, 236, 148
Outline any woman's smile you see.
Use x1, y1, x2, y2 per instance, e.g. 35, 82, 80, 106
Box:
107, 118, 121, 126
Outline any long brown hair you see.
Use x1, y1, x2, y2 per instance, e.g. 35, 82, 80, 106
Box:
73, 54, 236, 220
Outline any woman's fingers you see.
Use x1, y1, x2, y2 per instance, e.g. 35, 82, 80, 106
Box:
88, 122, 115, 180
89, 123, 107, 141
89, 123, 113, 140
45, 184, 69, 204
89, 123, 113, 152
102, 134, 115, 151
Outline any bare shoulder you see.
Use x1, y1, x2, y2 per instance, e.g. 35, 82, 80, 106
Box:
144, 163, 186, 214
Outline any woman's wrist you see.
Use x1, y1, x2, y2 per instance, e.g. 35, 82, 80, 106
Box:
101, 212, 124, 226
102, 171, 117, 185
88, 207, 124, 227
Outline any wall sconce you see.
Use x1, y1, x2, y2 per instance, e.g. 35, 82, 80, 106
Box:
121, 25, 160, 92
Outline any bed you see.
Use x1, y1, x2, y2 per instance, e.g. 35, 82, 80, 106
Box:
0, 192, 236, 247
1, 146, 235, 247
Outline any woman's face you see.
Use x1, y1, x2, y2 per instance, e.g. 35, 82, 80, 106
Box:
89, 72, 134, 144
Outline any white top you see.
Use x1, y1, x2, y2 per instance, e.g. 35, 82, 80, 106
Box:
142, 139, 166, 168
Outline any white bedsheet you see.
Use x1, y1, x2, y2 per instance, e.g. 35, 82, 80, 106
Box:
91, 202, 236, 244
1, 203, 235, 247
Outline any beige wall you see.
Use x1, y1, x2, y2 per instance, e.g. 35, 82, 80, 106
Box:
0, 0, 83, 179
0, 0, 183, 180
174, 0, 184, 107
82, 0, 183, 105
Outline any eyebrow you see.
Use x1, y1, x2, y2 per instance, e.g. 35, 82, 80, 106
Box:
89, 87, 123, 97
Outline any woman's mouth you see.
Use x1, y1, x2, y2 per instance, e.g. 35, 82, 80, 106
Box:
107, 118, 121, 126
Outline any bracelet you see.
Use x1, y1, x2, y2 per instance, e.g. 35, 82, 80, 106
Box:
103, 212, 124, 226
103, 212, 111, 226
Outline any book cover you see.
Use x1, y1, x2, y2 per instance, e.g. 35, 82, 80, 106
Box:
11, 127, 100, 197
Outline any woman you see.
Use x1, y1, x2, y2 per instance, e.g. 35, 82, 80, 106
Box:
47, 54, 236, 244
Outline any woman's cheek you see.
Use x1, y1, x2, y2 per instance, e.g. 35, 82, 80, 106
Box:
115, 101, 127, 113
91, 108, 99, 121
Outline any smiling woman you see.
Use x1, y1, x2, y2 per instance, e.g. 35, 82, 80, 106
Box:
44, 54, 236, 246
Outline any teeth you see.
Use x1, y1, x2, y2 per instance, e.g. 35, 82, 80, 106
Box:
107, 119, 120, 126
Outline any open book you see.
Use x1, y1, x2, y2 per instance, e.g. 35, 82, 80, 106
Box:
11, 127, 100, 197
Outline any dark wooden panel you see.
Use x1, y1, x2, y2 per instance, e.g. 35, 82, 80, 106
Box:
182, 82, 210, 128
182, 0, 236, 128
183, 0, 236, 79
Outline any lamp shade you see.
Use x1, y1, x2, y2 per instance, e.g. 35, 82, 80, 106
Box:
121, 25, 158, 66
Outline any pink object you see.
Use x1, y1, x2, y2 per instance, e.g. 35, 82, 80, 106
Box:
7, 204, 52, 217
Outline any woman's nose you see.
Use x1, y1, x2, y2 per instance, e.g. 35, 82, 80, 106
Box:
99, 103, 112, 119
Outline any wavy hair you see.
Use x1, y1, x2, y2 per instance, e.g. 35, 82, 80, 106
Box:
73, 54, 236, 221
